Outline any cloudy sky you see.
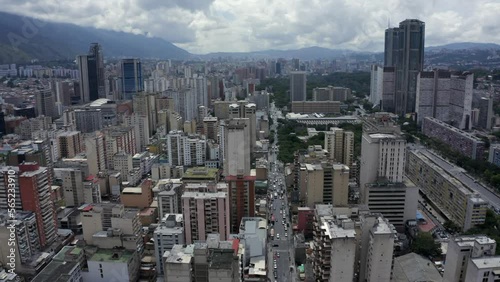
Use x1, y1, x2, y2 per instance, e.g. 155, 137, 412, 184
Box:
0, 0, 499, 54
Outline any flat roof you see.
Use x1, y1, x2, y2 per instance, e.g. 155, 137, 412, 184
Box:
392, 253, 442, 282
89, 249, 134, 263
122, 187, 142, 194
183, 167, 218, 178
470, 257, 500, 269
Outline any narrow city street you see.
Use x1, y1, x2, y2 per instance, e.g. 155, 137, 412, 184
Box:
268, 104, 296, 282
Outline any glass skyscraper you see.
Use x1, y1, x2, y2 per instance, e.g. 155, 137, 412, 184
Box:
121, 59, 143, 100
384, 19, 425, 116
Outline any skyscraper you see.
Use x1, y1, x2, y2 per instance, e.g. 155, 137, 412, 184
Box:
121, 59, 143, 100
383, 19, 425, 115
290, 71, 307, 102
35, 89, 56, 118
77, 43, 105, 103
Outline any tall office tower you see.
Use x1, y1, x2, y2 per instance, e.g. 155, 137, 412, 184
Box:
223, 118, 251, 177
370, 65, 384, 106
84, 131, 106, 175
324, 128, 354, 168
121, 59, 143, 100
74, 108, 103, 133
292, 58, 300, 70
194, 76, 208, 108
226, 175, 256, 233
154, 214, 184, 275
381, 67, 397, 112
19, 162, 57, 248
443, 235, 496, 282
384, 19, 425, 115
133, 93, 157, 135
290, 71, 307, 102
360, 113, 406, 190
415, 70, 473, 129
57, 131, 84, 158
89, 43, 106, 99
182, 191, 230, 244
77, 43, 105, 103
478, 96, 494, 130
35, 89, 56, 118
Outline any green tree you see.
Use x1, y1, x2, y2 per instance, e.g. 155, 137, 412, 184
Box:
411, 232, 442, 258
443, 220, 461, 233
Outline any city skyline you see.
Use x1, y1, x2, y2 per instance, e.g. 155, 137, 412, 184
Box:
0, 0, 499, 54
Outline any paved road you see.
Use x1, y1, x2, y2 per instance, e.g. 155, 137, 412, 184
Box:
268, 104, 296, 282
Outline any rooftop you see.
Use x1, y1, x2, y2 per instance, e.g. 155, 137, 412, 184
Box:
31, 260, 79, 282
209, 249, 235, 269
470, 257, 500, 269
89, 249, 134, 263
392, 253, 442, 282
183, 167, 219, 179
122, 187, 142, 194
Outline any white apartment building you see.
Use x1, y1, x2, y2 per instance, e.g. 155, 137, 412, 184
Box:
154, 214, 185, 275
166, 131, 207, 167
324, 127, 354, 168
84, 249, 140, 282
443, 235, 497, 282
465, 257, 500, 282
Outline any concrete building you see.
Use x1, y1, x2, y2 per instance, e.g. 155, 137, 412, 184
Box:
182, 191, 230, 244
324, 127, 354, 168
74, 108, 104, 133
182, 167, 219, 184
465, 257, 500, 282
166, 131, 207, 167
370, 65, 384, 106
121, 180, 153, 209
312, 205, 397, 282
290, 71, 307, 102
291, 101, 341, 115
359, 129, 406, 192
0, 210, 40, 267
226, 175, 256, 233
0, 167, 22, 211
32, 246, 84, 282
102, 126, 137, 169
381, 67, 397, 113
478, 96, 494, 130
57, 131, 84, 159
15, 116, 53, 140
443, 235, 496, 282
224, 118, 251, 177
415, 70, 473, 129
392, 253, 443, 282
406, 148, 488, 231
19, 162, 57, 248
84, 248, 140, 282
56, 167, 86, 206
122, 113, 150, 152
299, 163, 349, 208
364, 178, 419, 229
312, 86, 352, 102
422, 117, 485, 160
163, 244, 194, 282
203, 117, 218, 141
84, 131, 106, 175
154, 214, 185, 275
35, 88, 56, 118
488, 143, 500, 167
81, 203, 142, 252
228, 102, 257, 154
154, 179, 184, 217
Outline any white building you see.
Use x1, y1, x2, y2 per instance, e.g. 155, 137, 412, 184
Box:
324, 127, 354, 168
370, 65, 384, 106
84, 249, 140, 282
154, 214, 185, 275
166, 131, 207, 167
364, 216, 396, 281
443, 235, 497, 282
465, 257, 500, 282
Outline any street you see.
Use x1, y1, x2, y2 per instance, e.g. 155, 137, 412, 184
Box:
267, 103, 296, 282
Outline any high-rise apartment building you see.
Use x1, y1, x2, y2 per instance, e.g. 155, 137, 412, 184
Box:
415, 70, 473, 129
370, 65, 384, 106
35, 89, 56, 118
84, 131, 106, 175
228, 101, 257, 154
102, 126, 137, 169
202, 117, 218, 141
324, 127, 354, 168
166, 131, 207, 167
226, 175, 256, 233
383, 19, 425, 115
478, 96, 494, 130
359, 121, 406, 189
154, 214, 184, 275
57, 131, 84, 158
121, 59, 143, 100
74, 108, 103, 133
182, 191, 230, 244
19, 162, 57, 248
290, 71, 307, 102
223, 118, 251, 177
77, 43, 105, 103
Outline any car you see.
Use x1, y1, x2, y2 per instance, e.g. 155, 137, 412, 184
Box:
274, 264, 277, 269
285, 233, 288, 237
276, 234, 280, 239
277, 252, 280, 257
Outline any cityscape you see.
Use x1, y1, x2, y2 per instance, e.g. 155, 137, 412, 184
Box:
1, 3, 500, 282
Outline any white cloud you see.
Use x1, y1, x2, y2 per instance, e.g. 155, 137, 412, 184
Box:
0, 0, 499, 54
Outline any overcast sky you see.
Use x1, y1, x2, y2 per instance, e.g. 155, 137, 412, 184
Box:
1, 0, 499, 54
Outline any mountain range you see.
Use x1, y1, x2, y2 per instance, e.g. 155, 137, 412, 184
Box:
0, 11, 499, 64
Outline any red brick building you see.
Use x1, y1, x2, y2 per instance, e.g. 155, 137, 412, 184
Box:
226, 175, 256, 233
